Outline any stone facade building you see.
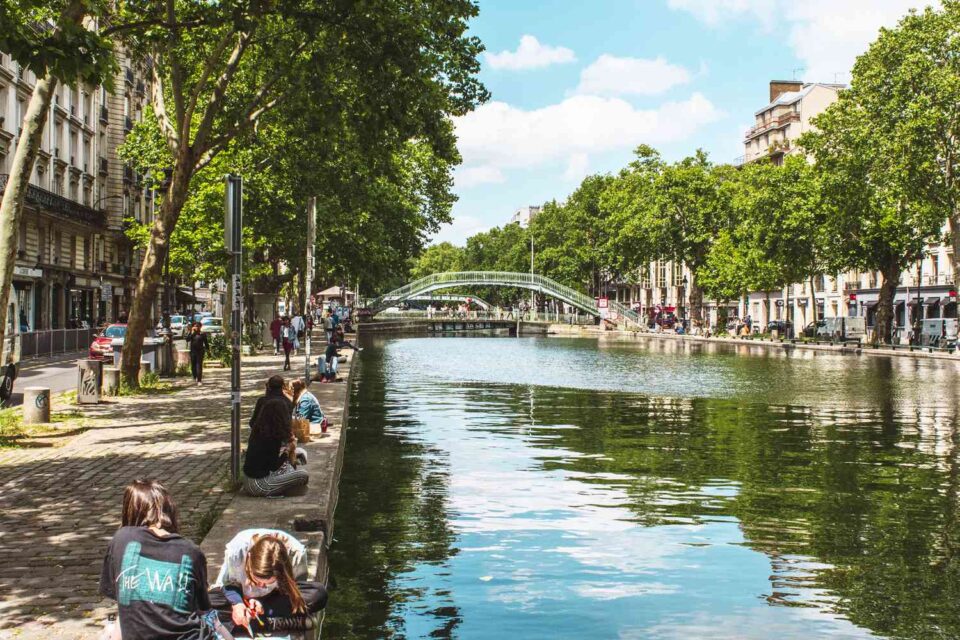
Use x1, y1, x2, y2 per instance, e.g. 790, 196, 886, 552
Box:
0, 48, 153, 333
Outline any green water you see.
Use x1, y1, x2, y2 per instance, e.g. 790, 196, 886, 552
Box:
326, 335, 960, 639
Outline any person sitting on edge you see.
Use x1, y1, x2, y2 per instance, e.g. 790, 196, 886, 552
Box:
99, 479, 229, 640
243, 376, 308, 497
332, 325, 362, 352
209, 529, 328, 635
290, 379, 326, 430
319, 338, 340, 383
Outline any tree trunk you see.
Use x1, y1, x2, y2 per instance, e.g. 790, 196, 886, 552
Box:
688, 271, 704, 323
0, 74, 59, 361
949, 212, 960, 293
120, 156, 193, 386
874, 261, 901, 345
809, 276, 819, 324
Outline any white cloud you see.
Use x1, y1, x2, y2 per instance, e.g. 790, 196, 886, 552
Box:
563, 153, 590, 182
430, 214, 489, 245
668, 0, 938, 82
454, 93, 723, 180
455, 165, 506, 189
574, 55, 691, 96
484, 35, 577, 71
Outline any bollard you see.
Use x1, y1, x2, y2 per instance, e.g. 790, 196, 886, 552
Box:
103, 367, 121, 396
139, 360, 153, 381
23, 387, 51, 424
76, 359, 103, 404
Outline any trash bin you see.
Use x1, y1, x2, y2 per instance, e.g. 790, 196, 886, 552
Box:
77, 359, 103, 404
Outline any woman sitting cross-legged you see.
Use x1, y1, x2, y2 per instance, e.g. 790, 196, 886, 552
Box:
290, 379, 327, 431
243, 375, 308, 497
210, 529, 327, 633
209, 529, 328, 636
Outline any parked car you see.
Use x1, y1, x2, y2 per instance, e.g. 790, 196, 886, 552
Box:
156, 314, 188, 336
200, 317, 224, 335
89, 324, 127, 360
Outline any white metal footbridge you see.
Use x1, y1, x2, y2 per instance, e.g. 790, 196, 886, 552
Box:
365, 271, 642, 327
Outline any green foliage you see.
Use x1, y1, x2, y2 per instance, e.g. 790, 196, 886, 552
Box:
410, 243, 465, 280
207, 334, 231, 367
0, 1, 116, 88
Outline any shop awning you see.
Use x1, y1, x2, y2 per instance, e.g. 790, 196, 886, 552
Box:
865, 301, 880, 309
924, 297, 942, 306
175, 287, 197, 303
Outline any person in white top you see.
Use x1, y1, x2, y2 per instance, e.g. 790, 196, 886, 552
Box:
209, 528, 327, 634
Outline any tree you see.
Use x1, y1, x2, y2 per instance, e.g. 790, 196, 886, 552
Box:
0, 0, 114, 358
803, 92, 942, 344
838, 3, 960, 291
115, 0, 487, 386
644, 151, 735, 324
410, 243, 464, 280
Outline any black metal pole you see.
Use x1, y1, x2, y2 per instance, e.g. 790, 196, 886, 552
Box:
226, 175, 243, 485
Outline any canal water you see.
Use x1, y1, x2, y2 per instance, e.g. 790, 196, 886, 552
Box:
326, 335, 960, 639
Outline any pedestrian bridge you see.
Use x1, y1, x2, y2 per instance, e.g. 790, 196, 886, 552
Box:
365, 271, 643, 327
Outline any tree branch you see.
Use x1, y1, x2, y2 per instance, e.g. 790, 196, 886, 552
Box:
193, 29, 255, 152
165, 0, 187, 143
183, 27, 236, 128
150, 57, 179, 153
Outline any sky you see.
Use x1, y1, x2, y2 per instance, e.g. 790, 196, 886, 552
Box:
432, 0, 937, 245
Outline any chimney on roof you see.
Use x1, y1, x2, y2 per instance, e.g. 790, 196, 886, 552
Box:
769, 80, 803, 102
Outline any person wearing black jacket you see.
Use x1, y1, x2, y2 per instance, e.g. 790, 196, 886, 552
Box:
185, 323, 209, 384
243, 376, 308, 497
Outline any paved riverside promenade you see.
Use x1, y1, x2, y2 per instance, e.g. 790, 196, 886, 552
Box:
0, 345, 353, 640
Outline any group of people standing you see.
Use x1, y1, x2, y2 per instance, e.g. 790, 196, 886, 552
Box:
269, 314, 308, 372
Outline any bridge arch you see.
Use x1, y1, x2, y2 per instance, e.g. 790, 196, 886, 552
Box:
366, 271, 642, 327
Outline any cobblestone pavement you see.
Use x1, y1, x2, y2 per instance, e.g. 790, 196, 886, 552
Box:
0, 353, 296, 639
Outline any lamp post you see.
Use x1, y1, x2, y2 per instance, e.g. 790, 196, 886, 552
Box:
530, 235, 535, 321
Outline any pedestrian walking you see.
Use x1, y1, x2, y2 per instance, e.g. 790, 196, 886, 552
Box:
281, 318, 295, 371
270, 315, 282, 355
186, 322, 209, 384
322, 311, 334, 343
291, 313, 305, 355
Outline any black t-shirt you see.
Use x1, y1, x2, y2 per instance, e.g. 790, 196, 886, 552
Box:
99, 526, 211, 640
187, 332, 208, 355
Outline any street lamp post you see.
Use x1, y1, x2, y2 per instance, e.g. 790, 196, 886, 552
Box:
530, 235, 535, 321
680, 275, 688, 328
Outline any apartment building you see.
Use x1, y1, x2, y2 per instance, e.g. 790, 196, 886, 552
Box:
509, 205, 541, 228
0, 48, 153, 332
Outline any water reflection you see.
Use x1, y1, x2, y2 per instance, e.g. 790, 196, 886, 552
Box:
326, 336, 960, 639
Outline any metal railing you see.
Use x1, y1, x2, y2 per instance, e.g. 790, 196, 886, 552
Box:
13, 328, 96, 360
366, 271, 644, 328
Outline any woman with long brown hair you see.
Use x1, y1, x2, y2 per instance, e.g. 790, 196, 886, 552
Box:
99, 479, 219, 639
209, 529, 327, 634
243, 375, 309, 497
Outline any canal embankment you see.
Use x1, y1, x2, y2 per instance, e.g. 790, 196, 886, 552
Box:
199, 331, 356, 602
546, 323, 960, 362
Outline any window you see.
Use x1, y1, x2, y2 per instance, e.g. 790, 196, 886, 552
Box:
657, 261, 668, 288
69, 180, 78, 202
16, 99, 24, 131
53, 172, 63, 196
54, 230, 61, 263
17, 223, 25, 253
70, 234, 76, 268
673, 262, 683, 285
38, 226, 45, 262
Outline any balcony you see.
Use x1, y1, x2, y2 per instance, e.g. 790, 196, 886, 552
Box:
745, 112, 801, 141
0, 174, 106, 227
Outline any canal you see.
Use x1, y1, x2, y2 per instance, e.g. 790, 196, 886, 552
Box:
326, 335, 960, 639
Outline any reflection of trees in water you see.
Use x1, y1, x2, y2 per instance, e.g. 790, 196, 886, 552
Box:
520, 381, 960, 639
325, 345, 461, 640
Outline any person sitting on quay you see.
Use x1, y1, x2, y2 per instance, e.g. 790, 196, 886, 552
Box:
319, 337, 340, 383
99, 479, 229, 640
290, 379, 327, 431
243, 375, 309, 497
209, 529, 328, 635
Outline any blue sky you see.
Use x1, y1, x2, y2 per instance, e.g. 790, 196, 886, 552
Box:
433, 0, 934, 245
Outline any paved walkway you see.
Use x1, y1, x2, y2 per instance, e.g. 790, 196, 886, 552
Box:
0, 352, 304, 639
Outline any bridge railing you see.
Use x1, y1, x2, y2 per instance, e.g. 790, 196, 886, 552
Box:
366, 271, 643, 329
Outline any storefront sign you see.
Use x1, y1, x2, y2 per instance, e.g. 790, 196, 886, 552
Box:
102, 283, 113, 299
13, 266, 42, 279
